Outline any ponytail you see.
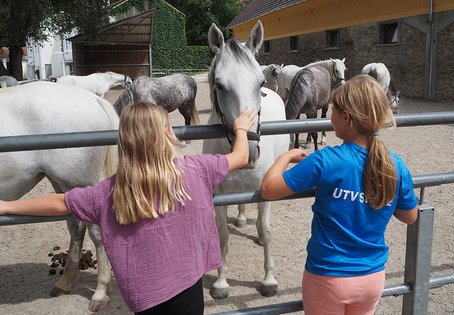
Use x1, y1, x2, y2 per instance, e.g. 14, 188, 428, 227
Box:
364, 136, 397, 209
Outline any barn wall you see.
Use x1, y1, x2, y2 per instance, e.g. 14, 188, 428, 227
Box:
259, 14, 454, 100
74, 44, 150, 79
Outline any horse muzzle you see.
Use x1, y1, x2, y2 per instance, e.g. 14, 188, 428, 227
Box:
243, 142, 260, 169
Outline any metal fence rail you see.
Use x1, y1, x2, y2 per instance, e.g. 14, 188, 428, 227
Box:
1, 112, 454, 152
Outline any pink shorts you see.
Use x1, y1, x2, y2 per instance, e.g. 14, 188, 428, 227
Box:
302, 269, 385, 315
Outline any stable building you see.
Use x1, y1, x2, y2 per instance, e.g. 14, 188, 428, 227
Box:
69, 8, 156, 79
228, 0, 454, 100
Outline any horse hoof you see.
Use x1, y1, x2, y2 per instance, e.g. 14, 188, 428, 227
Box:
89, 296, 111, 312
259, 284, 278, 297
234, 218, 247, 228
254, 238, 264, 246
49, 286, 70, 297
209, 287, 229, 300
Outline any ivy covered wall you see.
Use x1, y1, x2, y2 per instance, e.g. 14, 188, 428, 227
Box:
148, 0, 187, 70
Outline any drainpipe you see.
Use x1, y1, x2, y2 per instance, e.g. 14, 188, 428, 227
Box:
427, 0, 435, 99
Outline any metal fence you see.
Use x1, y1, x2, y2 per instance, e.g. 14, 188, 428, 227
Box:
1, 112, 454, 315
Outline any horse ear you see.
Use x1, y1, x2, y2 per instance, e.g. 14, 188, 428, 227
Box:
208, 23, 225, 53
341, 58, 346, 63
245, 20, 264, 55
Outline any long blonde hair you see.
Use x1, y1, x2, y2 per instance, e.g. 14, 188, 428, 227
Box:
113, 103, 189, 224
332, 75, 396, 209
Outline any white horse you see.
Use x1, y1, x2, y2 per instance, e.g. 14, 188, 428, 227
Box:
0, 75, 19, 88
361, 62, 400, 113
50, 71, 132, 98
260, 63, 283, 92
0, 82, 119, 312
203, 20, 290, 300
277, 58, 347, 103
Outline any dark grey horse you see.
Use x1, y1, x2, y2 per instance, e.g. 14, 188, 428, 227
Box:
285, 65, 332, 151
0, 75, 18, 88
113, 73, 199, 125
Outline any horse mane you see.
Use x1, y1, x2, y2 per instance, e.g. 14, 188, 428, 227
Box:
112, 84, 134, 115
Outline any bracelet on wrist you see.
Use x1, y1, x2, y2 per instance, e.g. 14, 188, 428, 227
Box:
234, 128, 248, 135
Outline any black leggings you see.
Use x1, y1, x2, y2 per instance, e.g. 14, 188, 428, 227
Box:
135, 278, 204, 315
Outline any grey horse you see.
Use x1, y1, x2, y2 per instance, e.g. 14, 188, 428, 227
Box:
285, 65, 332, 150
0, 75, 18, 88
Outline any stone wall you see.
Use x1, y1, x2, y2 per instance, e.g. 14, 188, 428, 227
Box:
259, 13, 454, 101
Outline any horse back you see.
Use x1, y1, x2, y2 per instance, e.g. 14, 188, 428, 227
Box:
286, 66, 331, 119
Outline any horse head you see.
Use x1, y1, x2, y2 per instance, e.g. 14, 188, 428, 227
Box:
330, 58, 347, 86
389, 90, 400, 114
208, 20, 264, 168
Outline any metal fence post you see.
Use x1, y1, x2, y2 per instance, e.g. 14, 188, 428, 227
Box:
402, 202, 434, 314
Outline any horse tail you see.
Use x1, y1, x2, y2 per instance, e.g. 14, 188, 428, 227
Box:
285, 69, 309, 120
189, 100, 200, 125
97, 97, 119, 177
188, 77, 199, 125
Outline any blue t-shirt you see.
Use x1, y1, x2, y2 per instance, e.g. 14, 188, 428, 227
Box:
283, 142, 418, 277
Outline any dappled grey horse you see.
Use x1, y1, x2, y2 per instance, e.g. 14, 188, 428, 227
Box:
286, 65, 332, 150
113, 74, 199, 126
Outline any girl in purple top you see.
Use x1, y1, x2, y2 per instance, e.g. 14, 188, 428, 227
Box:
0, 103, 257, 314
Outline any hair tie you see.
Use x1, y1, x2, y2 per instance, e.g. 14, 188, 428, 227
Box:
371, 131, 379, 137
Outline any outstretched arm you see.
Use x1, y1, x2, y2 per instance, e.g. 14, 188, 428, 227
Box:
260, 149, 307, 200
0, 194, 69, 216
226, 107, 257, 171
394, 205, 418, 225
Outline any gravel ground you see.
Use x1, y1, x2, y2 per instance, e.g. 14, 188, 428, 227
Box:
0, 76, 453, 314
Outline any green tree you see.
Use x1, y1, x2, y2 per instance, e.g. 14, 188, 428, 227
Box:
166, 0, 245, 45
0, 0, 111, 79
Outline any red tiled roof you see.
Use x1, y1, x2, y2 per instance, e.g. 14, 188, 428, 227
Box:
228, 0, 305, 28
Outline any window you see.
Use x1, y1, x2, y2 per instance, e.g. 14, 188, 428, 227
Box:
289, 36, 298, 51
263, 40, 271, 54
45, 64, 53, 78
379, 23, 398, 44
326, 30, 340, 49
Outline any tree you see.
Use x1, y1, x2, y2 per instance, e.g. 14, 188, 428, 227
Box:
0, 0, 111, 79
166, 0, 245, 45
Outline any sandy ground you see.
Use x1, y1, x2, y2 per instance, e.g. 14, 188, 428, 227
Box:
0, 75, 453, 315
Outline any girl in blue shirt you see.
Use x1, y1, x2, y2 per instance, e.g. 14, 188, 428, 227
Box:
260, 75, 418, 315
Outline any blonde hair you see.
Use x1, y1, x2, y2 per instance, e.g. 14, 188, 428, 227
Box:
332, 75, 397, 209
113, 103, 189, 224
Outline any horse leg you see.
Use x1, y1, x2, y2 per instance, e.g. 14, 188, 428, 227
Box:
320, 105, 329, 145
256, 202, 278, 297
178, 106, 192, 144
50, 217, 85, 296
235, 204, 247, 227
86, 224, 112, 312
312, 132, 319, 151
210, 205, 230, 300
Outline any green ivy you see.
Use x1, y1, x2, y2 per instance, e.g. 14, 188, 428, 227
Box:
148, 0, 211, 71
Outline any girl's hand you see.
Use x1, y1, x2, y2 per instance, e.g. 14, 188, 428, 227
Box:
233, 106, 257, 134
284, 148, 308, 163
